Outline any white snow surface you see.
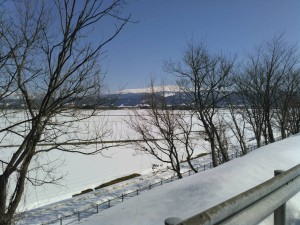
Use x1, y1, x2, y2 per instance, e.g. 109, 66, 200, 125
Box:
0, 110, 161, 210
1, 110, 205, 211
79, 135, 300, 225
19, 134, 300, 225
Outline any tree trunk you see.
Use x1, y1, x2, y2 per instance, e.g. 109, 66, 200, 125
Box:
267, 120, 275, 143
280, 122, 287, 139
211, 141, 219, 167
0, 216, 12, 225
255, 132, 261, 148
176, 170, 183, 179
186, 157, 198, 173
240, 138, 248, 155
174, 163, 183, 179
0, 175, 11, 225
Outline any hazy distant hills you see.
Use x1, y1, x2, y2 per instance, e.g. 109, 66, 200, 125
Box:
105, 86, 186, 108
0, 86, 240, 109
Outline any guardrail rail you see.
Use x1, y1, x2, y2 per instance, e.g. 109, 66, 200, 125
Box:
165, 164, 300, 225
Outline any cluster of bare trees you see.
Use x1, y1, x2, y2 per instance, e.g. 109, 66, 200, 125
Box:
164, 42, 235, 167
0, 1, 129, 224
129, 35, 300, 176
0, 1, 300, 223
129, 82, 199, 178
130, 42, 236, 171
234, 35, 300, 146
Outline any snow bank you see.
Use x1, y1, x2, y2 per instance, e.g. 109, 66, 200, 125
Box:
77, 135, 300, 225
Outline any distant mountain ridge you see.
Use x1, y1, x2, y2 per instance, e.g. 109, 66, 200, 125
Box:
1, 86, 238, 109
107, 85, 185, 108
117, 85, 182, 94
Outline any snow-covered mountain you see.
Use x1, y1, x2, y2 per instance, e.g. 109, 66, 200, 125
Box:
106, 85, 186, 108
117, 85, 182, 94
1, 85, 237, 109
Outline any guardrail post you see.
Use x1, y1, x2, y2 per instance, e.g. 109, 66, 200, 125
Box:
274, 170, 286, 225
164, 217, 182, 225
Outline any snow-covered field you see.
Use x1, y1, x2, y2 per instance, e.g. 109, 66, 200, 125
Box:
18, 152, 212, 225
0, 110, 154, 209
18, 132, 300, 225
3, 109, 300, 224
1, 109, 205, 210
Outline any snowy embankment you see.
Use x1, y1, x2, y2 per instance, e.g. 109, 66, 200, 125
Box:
19, 135, 300, 225
18, 152, 211, 224
78, 135, 300, 225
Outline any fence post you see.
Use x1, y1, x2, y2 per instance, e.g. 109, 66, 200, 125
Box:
96, 204, 99, 213
204, 164, 206, 171
137, 189, 139, 195
60, 217, 62, 225
77, 211, 80, 221
122, 194, 124, 202
189, 170, 191, 176
274, 170, 286, 225
210, 162, 212, 169
164, 217, 183, 225
161, 180, 163, 185
108, 200, 111, 208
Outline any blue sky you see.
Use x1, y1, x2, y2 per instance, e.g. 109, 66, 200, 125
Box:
97, 0, 300, 91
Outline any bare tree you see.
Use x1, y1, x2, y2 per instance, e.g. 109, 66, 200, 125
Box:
233, 60, 265, 147
128, 82, 199, 179
235, 35, 299, 146
0, 1, 130, 224
0, 11, 18, 101
282, 68, 300, 136
164, 41, 235, 167
288, 86, 300, 135
226, 102, 248, 155
176, 110, 199, 173
274, 69, 300, 139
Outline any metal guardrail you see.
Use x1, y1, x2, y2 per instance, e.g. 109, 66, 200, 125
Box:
165, 163, 300, 225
